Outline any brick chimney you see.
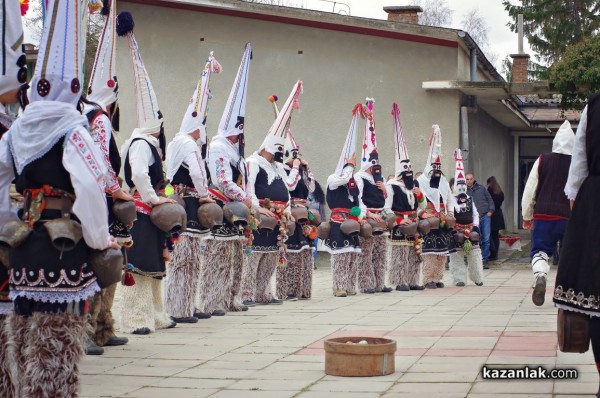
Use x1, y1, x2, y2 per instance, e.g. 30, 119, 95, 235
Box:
383, 6, 423, 24
510, 53, 530, 83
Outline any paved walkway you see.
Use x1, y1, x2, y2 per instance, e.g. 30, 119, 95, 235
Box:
81, 252, 598, 398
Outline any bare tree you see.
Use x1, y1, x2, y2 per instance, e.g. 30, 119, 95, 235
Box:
461, 8, 489, 50
410, 0, 453, 27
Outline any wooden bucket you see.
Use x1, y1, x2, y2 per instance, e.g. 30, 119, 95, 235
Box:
324, 337, 396, 377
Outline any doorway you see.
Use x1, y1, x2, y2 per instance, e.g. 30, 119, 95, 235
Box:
518, 137, 553, 226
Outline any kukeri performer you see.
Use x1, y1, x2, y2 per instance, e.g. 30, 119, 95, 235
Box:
164, 52, 221, 323
448, 149, 484, 287
201, 44, 253, 316
321, 104, 365, 297
242, 81, 302, 305
385, 103, 426, 292
416, 125, 456, 289
269, 94, 318, 301
83, 0, 132, 355
0, 0, 120, 395
356, 99, 393, 294
0, 0, 28, 394
116, 12, 178, 334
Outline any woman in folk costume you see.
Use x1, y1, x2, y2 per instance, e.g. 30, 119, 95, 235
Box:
385, 103, 426, 292
0, 0, 119, 395
448, 149, 484, 287
0, 1, 27, 394
116, 12, 177, 335
83, 0, 132, 355
416, 125, 456, 289
355, 99, 393, 294
554, 95, 600, 396
269, 94, 317, 301
164, 52, 220, 323
323, 104, 365, 297
242, 82, 302, 305
201, 44, 253, 316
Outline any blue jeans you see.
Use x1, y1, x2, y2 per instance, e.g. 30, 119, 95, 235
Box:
530, 219, 567, 258
479, 215, 491, 261
312, 237, 319, 262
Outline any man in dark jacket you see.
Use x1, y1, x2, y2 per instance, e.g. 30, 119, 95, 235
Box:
466, 173, 495, 268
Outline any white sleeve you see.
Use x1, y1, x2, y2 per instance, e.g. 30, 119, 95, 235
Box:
185, 151, 209, 198
246, 157, 261, 208
521, 157, 540, 221
91, 114, 120, 194
565, 106, 588, 200
285, 166, 300, 191
129, 140, 160, 205
63, 128, 111, 250
445, 190, 456, 216
0, 136, 17, 224
472, 201, 480, 227
326, 166, 354, 189
384, 183, 394, 211
208, 146, 249, 202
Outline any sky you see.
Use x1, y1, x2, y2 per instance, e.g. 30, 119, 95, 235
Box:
285, 0, 533, 71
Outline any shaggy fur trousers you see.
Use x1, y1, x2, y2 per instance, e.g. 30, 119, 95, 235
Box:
165, 235, 203, 318
276, 249, 313, 299
387, 244, 421, 288
422, 254, 447, 286
118, 275, 172, 333
197, 239, 242, 313
449, 248, 484, 285
331, 252, 359, 293
358, 235, 387, 291
88, 283, 118, 346
242, 252, 279, 303
1, 311, 87, 397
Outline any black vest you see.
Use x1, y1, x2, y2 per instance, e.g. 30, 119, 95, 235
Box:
454, 196, 474, 225
326, 185, 358, 209
124, 138, 163, 190
171, 164, 194, 187
361, 178, 385, 208
534, 152, 571, 218
15, 137, 74, 195
587, 93, 600, 176
390, 185, 417, 212
254, 168, 289, 202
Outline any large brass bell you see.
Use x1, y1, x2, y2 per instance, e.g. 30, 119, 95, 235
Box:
0, 220, 32, 248
291, 206, 309, 224
317, 221, 331, 240
454, 232, 465, 245
418, 219, 431, 235
359, 221, 373, 238
44, 219, 83, 251
112, 199, 137, 225
308, 209, 322, 226
340, 219, 360, 237
368, 217, 387, 236
445, 215, 456, 229
150, 202, 187, 233
469, 231, 480, 242
399, 221, 418, 237
286, 219, 296, 236
223, 202, 250, 227
89, 248, 123, 288
258, 214, 278, 232
197, 202, 223, 230
427, 217, 441, 230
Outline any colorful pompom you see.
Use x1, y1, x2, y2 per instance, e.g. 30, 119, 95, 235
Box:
116, 11, 135, 36
88, 0, 102, 14
19, 0, 29, 16
122, 269, 135, 286
349, 206, 361, 217
268, 95, 278, 103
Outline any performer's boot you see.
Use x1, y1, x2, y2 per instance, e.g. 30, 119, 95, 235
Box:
449, 252, 466, 286
531, 252, 549, 306
21, 311, 87, 398
467, 248, 484, 286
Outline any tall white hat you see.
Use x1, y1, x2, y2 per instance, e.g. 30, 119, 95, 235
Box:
0, 0, 27, 99
335, 103, 366, 176
453, 148, 467, 194
260, 80, 302, 158
391, 102, 412, 178
29, 0, 89, 105
217, 43, 251, 139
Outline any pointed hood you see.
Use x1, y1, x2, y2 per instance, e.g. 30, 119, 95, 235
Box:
453, 148, 467, 195
360, 97, 379, 172
552, 119, 575, 155
260, 80, 302, 161
29, 0, 89, 105
335, 103, 366, 176
218, 43, 251, 140
117, 11, 162, 136
391, 102, 412, 178
268, 94, 301, 163
417, 124, 450, 213
426, 124, 443, 168
86, 0, 118, 112
179, 51, 222, 144
0, 0, 27, 102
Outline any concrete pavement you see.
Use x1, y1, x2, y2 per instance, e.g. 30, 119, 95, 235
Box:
81, 249, 598, 397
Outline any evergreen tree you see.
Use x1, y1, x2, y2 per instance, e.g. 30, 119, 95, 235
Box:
503, 0, 600, 65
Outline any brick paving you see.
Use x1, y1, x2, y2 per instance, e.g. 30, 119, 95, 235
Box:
81, 251, 598, 397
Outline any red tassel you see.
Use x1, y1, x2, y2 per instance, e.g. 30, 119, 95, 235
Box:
122, 270, 135, 286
